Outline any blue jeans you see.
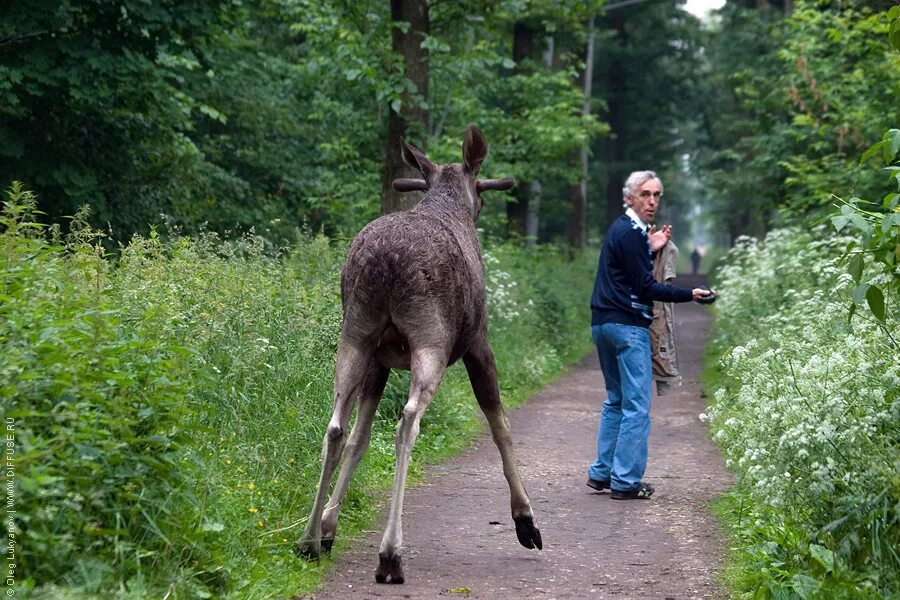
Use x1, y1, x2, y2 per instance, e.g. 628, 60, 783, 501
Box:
588, 323, 652, 492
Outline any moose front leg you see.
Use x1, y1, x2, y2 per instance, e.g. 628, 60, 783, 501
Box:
463, 341, 543, 551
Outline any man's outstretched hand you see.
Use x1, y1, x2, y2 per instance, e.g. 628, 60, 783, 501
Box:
692, 287, 716, 303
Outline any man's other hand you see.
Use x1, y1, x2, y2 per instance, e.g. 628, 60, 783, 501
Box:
648, 224, 672, 252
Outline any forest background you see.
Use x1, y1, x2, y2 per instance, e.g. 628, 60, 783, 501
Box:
2, 0, 899, 598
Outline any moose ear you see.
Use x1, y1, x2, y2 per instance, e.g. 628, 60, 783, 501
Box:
401, 139, 435, 179
463, 124, 488, 177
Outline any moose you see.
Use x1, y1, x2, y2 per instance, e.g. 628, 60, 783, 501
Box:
295, 125, 543, 584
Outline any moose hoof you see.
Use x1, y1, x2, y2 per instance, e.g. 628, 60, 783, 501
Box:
514, 515, 543, 550
321, 538, 334, 553
375, 552, 404, 584
295, 538, 321, 560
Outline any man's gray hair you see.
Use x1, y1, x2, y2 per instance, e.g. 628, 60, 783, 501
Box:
622, 171, 663, 206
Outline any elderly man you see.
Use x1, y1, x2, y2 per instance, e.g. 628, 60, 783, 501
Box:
586, 171, 710, 499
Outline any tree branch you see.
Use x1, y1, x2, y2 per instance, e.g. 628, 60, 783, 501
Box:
0, 31, 52, 49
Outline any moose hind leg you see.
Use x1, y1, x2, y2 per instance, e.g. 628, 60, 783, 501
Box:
319, 361, 390, 551
296, 341, 370, 560
375, 349, 447, 584
463, 342, 542, 551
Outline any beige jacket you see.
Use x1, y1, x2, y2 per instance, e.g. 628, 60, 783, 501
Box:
650, 241, 680, 388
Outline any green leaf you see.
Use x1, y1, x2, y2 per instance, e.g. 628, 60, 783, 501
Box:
882, 213, 897, 234
866, 285, 886, 321
809, 543, 834, 573
198, 104, 227, 124
848, 253, 864, 283
891, 20, 900, 52
791, 573, 820, 598
849, 213, 872, 237
860, 140, 884, 164
884, 193, 900, 210
831, 215, 849, 232
884, 129, 900, 163
852, 283, 869, 306
888, 166, 900, 188
889, 5, 900, 21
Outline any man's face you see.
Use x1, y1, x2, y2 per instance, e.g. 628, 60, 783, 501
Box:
627, 178, 662, 224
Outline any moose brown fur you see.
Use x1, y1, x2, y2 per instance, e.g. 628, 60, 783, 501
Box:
295, 125, 542, 584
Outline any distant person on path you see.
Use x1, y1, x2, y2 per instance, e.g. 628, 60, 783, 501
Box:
651, 239, 680, 395
690, 247, 702, 275
587, 170, 710, 499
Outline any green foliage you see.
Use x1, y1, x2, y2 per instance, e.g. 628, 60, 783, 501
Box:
0, 1, 230, 232
699, 1, 900, 240
706, 226, 899, 598
1, 183, 594, 598
1, 1, 604, 243
1, 183, 200, 594
829, 5, 900, 328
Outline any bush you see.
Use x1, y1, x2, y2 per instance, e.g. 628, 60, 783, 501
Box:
706, 225, 899, 598
1, 184, 202, 595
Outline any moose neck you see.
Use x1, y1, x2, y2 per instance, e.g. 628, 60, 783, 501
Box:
417, 179, 475, 223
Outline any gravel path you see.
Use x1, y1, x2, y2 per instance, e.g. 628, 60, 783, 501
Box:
304, 275, 732, 599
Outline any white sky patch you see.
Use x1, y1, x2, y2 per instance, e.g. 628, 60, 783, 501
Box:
682, 0, 726, 19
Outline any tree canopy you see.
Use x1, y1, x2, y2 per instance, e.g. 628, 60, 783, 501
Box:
2, 1, 897, 249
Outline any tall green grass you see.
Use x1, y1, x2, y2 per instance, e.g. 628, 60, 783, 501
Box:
705, 226, 899, 598
1, 183, 595, 599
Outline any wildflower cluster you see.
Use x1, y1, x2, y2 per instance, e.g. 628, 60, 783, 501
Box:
707, 225, 899, 596
483, 249, 533, 323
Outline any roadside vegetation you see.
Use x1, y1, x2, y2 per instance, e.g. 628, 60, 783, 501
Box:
1, 183, 595, 599
702, 4, 899, 597
706, 221, 898, 597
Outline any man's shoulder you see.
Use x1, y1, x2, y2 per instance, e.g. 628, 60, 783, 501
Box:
608, 214, 642, 235
609, 216, 645, 245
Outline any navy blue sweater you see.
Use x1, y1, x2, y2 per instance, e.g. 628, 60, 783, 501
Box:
591, 214, 693, 328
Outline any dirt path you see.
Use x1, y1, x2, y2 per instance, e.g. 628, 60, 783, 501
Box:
307, 274, 732, 599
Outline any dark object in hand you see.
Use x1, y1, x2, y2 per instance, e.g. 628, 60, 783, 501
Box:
696, 286, 717, 305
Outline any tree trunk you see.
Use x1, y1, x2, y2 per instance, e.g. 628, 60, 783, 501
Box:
506, 21, 535, 237
605, 173, 624, 227
604, 13, 626, 227
510, 33, 553, 244
522, 36, 554, 246
567, 17, 595, 249
509, 185, 529, 237
381, 0, 429, 215
526, 181, 541, 243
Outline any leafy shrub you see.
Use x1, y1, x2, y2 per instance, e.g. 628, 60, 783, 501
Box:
706, 226, 899, 598
1, 183, 199, 594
